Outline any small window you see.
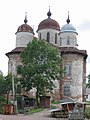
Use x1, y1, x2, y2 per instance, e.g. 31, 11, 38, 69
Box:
17, 65, 22, 74
60, 37, 62, 46
65, 64, 70, 75
47, 32, 50, 42
39, 33, 41, 39
67, 36, 70, 45
55, 33, 57, 44
64, 85, 70, 96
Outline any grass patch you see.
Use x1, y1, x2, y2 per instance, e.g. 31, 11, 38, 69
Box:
18, 109, 24, 114
23, 107, 44, 115
51, 100, 60, 104
86, 101, 90, 105
14, 107, 44, 114
29, 108, 44, 114
50, 105, 57, 109
85, 107, 90, 119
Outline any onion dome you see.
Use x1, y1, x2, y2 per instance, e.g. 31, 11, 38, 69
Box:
16, 12, 34, 34
61, 12, 78, 34
37, 7, 60, 31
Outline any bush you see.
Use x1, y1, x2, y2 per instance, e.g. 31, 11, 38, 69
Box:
0, 96, 8, 114
85, 107, 90, 119
17, 95, 23, 109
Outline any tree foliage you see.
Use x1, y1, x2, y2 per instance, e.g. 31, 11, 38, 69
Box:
0, 73, 4, 95
19, 39, 63, 104
0, 73, 12, 104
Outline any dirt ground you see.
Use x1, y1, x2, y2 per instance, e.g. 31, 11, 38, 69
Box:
0, 109, 68, 120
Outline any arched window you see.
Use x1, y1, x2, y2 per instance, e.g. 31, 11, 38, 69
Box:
17, 65, 22, 74
67, 36, 70, 45
39, 33, 41, 39
60, 37, 62, 46
55, 33, 57, 44
47, 32, 50, 42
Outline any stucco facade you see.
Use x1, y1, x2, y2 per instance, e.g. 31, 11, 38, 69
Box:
16, 32, 34, 47
38, 29, 60, 45
59, 49, 87, 101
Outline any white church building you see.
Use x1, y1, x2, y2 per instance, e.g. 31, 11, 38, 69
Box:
6, 8, 88, 102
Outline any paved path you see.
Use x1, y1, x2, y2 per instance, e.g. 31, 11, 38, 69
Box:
0, 109, 68, 120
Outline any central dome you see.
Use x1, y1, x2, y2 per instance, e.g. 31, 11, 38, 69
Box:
37, 8, 60, 31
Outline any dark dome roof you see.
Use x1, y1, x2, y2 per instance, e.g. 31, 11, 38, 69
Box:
16, 13, 34, 34
37, 8, 60, 31
16, 24, 34, 33
38, 18, 60, 31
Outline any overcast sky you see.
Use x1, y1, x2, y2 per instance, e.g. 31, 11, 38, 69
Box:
0, 0, 90, 76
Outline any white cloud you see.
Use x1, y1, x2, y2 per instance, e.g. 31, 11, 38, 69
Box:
78, 20, 90, 31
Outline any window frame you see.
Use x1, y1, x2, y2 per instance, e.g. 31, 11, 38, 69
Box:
65, 64, 71, 76
47, 32, 50, 42
64, 85, 70, 96
55, 33, 57, 44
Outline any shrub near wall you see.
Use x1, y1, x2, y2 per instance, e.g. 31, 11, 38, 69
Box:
0, 96, 7, 114
85, 107, 90, 119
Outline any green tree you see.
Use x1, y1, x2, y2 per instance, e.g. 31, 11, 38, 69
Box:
5, 74, 13, 104
0, 72, 6, 108
86, 74, 90, 88
19, 39, 63, 105
0, 73, 12, 104
0, 72, 4, 95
